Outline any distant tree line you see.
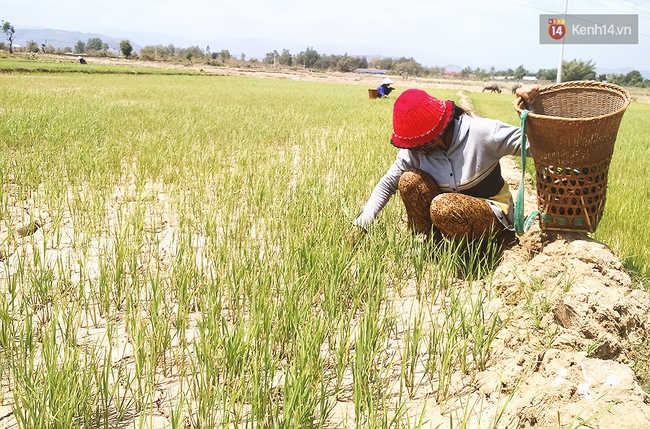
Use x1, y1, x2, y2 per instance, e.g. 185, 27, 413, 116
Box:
74, 37, 109, 55
605, 70, 649, 88
484, 59, 650, 88
131, 46, 650, 87
2, 25, 649, 88
259, 47, 445, 76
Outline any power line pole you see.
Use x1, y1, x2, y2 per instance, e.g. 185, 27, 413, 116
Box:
557, 0, 569, 83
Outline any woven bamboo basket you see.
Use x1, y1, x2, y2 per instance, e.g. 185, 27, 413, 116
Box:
515, 81, 631, 232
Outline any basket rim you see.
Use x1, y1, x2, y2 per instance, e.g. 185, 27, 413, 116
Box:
514, 80, 632, 122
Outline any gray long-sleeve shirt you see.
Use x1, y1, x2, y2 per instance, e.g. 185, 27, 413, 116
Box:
354, 113, 525, 230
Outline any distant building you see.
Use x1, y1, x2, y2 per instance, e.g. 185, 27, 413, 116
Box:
355, 68, 387, 75
523, 76, 538, 81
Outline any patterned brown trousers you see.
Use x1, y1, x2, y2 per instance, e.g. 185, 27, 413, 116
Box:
398, 169, 502, 241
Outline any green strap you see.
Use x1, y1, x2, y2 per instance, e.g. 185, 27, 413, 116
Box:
514, 110, 539, 235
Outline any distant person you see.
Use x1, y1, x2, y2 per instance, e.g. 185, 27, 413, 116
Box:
377, 77, 394, 98
77, 56, 87, 64
350, 86, 539, 244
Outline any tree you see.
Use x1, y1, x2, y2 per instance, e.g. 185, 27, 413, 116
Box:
623, 70, 644, 86
74, 40, 85, 54
264, 50, 279, 65
296, 47, 320, 68
379, 57, 394, 70
183, 45, 204, 63
139, 46, 156, 60
513, 65, 528, 79
428, 65, 445, 76
278, 49, 292, 66
26, 40, 39, 53
120, 40, 133, 58
536, 68, 557, 80
562, 59, 596, 81
336, 55, 354, 72
474, 67, 489, 80
394, 58, 424, 77
2, 20, 15, 54
86, 37, 104, 52
494, 68, 514, 77
369, 55, 382, 69
313, 54, 335, 70
220, 49, 231, 62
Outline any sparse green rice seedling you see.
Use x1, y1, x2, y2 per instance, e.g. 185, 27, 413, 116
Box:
583, 334, 607, 357
557, 397, 617, 429
352, 298, 390, 426
449, 390, 483, 429
559, 269, 575, 293
188, 295, 228, 428
423, 270, 506, 403
468, 290, 505, 372
280, 319, 328, 428
332, 311, 354, 396
399, 306, 425, 399
518, 272, 555, 330
10, 307, 109, 428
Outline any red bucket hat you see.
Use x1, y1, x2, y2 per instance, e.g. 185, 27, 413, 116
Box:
390, 89, 455, 149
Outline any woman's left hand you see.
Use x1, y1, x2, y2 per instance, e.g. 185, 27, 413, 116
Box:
515, 85, 539, 104
347, 226, 366, 247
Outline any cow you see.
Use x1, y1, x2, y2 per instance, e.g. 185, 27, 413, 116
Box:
482, 83, 501, 93
511, 82, 522, 94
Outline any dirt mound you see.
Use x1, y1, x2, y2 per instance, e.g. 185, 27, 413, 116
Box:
480, 229, 650, 428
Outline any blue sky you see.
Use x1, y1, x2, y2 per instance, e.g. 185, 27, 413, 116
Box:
2, 0, 650, 73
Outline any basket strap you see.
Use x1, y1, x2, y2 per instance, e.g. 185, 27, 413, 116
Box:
514, 110, 539, 235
